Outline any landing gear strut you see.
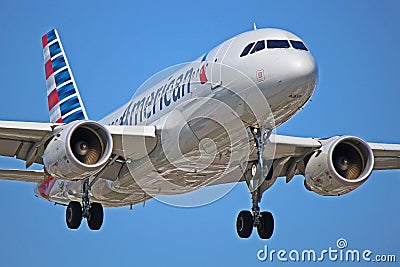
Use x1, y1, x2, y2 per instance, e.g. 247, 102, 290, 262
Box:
236, 127, 275, 239
66, 178, 104, 230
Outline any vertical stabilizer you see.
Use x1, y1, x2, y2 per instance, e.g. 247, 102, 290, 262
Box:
42, 29, 88, 123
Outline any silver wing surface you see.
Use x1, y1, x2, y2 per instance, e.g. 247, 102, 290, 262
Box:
0, 120, 157, 182
267, 134, 400, 182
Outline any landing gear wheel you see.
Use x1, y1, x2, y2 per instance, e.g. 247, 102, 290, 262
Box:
87, 202, 104, 230
66, 201, 82, 229
236, 210, 253, 238
257, 211, 274, 239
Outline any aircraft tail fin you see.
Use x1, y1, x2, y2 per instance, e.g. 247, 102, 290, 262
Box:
42, 29, 88, 123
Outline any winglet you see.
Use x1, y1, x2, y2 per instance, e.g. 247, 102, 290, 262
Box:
42, 29, 88, 123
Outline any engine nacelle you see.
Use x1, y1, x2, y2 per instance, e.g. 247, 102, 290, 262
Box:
304, 136, 374, 196
43, 120, 113, 180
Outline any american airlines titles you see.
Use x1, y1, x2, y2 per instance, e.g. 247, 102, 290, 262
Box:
112, 67, 195, 126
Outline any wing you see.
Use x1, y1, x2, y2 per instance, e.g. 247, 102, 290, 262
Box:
0, 169, 46, 182
267, 134, 400, 182
0, 120, 157, 182
367, 142, 400, 170
0, 121, 55, 167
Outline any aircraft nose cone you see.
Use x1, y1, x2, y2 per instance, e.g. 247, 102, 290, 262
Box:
287, 53, 318, 81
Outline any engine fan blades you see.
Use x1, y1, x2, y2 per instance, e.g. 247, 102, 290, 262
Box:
74, 141, 89, 156
333, 143, 363, 180
71, 127, 103, 165
83, 148, 101, 165
346, 164, 361, 180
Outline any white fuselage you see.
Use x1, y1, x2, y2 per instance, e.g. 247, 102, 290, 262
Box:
39, 28, 318, 207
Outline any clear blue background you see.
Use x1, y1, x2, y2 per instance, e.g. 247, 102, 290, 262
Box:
0, 1, 399, 266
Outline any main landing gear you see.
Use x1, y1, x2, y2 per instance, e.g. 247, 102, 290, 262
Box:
236, 189, 274, 239
236, 127, 275, 239
66, 178, 104, 230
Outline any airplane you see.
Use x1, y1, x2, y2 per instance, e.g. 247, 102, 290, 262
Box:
0, 28, 398, 239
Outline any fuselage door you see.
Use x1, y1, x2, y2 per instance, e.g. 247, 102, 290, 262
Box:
210, 38, 235, 89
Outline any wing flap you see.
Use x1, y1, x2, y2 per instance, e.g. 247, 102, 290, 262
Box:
0, 139, 25, 157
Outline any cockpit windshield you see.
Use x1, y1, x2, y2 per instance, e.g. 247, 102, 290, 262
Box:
250, 40, 265, 54
240, 42, 255, 57
267, 40, 290, 49
290, 40, 308, 51
239, 39, 308, 57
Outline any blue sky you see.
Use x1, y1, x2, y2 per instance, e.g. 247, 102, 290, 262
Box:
0, 0, 399, 266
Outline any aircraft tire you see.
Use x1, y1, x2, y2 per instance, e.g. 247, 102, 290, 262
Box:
66, 201, 82, 229
87, 202, 103, 230
257, 211, 274, 239
236, 210, 253, 238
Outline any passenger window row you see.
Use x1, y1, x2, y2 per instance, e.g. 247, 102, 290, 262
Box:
240, 40, 308, 57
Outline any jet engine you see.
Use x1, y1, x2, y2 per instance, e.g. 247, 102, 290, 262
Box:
304, 136, 374, 196
43, 120, 113, 180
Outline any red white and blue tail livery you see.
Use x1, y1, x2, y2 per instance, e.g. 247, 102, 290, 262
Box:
42, 29, 88, 123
